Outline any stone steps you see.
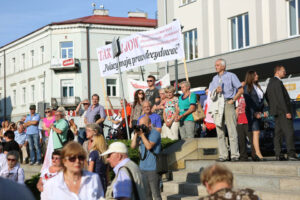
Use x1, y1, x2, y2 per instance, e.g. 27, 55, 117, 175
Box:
162, 181, 300, 200
21, 164, 42, 180
163, 159, 300, 200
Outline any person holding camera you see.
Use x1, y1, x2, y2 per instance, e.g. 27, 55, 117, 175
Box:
131, 115, 162, 200
138, 101, 162, 133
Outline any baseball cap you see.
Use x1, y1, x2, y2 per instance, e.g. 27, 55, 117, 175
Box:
29, 105, 36, 110
101, 142, 128, 156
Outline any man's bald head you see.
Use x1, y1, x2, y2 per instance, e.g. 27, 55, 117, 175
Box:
139, 115, 151, 127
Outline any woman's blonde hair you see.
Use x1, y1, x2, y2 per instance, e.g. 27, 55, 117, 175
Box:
164, 86, 175, 94
201, 164, 233, 188
61, 141, 87, 171
91, 134, 108, 163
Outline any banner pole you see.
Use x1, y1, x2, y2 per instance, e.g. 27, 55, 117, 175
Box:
100, 78, 110, 117
117, 57, 130, 140
183, 58, 189, 82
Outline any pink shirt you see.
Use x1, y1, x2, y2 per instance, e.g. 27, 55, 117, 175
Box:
43, 116, 55, 137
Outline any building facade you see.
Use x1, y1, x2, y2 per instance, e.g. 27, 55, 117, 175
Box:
0, 10, 157, 121
157, 0, 300, 87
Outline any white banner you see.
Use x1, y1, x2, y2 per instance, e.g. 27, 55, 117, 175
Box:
127, 74, 171, 102
97, 21, 184, 77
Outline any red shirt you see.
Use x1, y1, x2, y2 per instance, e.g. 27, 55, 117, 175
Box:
236, 96, 248, 124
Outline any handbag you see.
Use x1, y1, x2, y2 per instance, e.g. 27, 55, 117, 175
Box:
189, 95, 205, 121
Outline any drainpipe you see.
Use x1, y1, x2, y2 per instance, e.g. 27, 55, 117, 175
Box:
3, 50, 6, 120
86, 26, 91, 101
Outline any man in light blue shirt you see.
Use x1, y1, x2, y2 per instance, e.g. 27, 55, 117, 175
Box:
24, 105, 41, 165
131, 115, 162, 200
14, 123, 28, 164
209, 59, 243, 162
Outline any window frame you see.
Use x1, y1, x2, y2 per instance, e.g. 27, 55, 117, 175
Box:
288, 0, 300, 36
183, 29, 198, 61
229, 13, 250, 50
60, 41, 74, 59
22, 87, 26, 104
31, 50, 34, 67
40, 46, 44, 64
106, 78, 118, 97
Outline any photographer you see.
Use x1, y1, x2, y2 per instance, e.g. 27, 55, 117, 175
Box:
131, 115, 162, 200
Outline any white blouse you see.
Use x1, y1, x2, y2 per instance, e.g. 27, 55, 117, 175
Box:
42, 170, 104, 200
253, 84, 264, 100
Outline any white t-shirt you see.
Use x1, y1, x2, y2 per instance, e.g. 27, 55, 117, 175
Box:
111, 113, 122, 130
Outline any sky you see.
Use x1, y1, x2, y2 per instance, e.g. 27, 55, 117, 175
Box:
0, 0, 157, 47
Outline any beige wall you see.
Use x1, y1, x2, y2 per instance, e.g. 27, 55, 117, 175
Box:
158, 0, 291, 60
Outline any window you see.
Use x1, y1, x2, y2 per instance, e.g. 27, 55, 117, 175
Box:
230, 13, 249, 50
184, 29, 198, 60
40, 46, 44, 64
22, 87, 26, 104
289, 0, 300, 36
13, 90, 16, 106
61, 79, 74, 98
106, 79, 117, 97
12, 58, 16, 73
21, 53, 25, 70
31, 50, 34, 67
31, 85, 35, 102
181, 0, 196, 6
60, 42, 73, 59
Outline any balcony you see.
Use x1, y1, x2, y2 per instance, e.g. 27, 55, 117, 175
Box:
51, 97, 81, 108
50, 58, 80, 71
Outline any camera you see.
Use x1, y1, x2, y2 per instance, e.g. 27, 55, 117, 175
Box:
133, 124, 149, 133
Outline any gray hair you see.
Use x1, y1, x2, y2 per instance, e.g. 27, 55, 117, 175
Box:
7, 151, 19, 162
56, 107, 66, 117
17, 121, 24, 129
217, 58, 226, 67
179, 81, 191, 88
86, 123, 101, 135
142, 100, 152, 107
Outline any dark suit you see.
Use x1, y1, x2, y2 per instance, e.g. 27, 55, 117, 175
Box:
265, 77, 295, 156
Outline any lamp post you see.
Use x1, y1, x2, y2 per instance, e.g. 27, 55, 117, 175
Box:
112, 37, 130, 140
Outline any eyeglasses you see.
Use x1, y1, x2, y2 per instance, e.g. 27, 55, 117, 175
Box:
52, 156, 61, 160
7, 158, 16, 162
66, 155, 85, 162
147, 80, 153, 82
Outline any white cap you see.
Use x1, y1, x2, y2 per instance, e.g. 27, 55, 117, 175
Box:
101, 142, 128, 156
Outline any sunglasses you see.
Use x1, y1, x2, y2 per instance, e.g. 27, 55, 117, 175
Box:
52, 156, 61, 160
147, 80, 153, 82
66, 155, 85, 162
7, 158, 16, 162
83, 103, 89, 105
45, 111, 51, 114
138, 92, 144, 95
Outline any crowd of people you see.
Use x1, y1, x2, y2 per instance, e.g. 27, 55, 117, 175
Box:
0, 58, 299, 199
